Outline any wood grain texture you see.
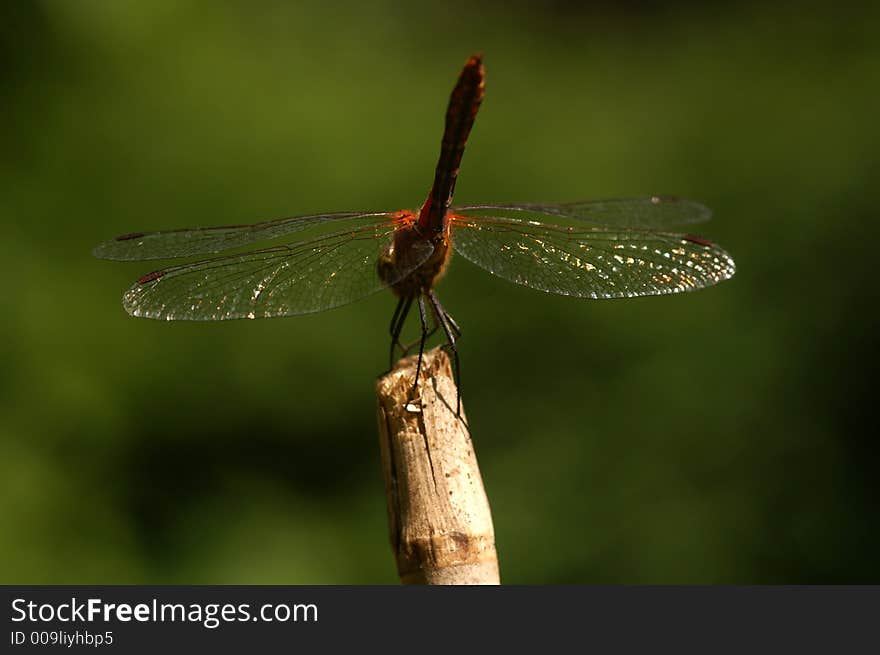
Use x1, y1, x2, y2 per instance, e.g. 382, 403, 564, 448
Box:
376, 347, 499, 585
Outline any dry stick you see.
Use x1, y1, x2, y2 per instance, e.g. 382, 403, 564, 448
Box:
375, 346, 499, 585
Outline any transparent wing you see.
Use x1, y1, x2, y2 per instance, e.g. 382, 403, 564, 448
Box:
93, 211, 394, 261
123, 220, 433, 320
450, 215, 735, 299
451, 196, 710, 229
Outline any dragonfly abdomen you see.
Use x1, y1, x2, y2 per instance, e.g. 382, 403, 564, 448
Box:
418, 54, 485, 235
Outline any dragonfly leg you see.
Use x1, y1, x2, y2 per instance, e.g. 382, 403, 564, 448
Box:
410, 295, 430, 404
427, 291, 462, 416
400, 318, 439, 357
389, 296, 414, 370
390, 296, 440, 361
389, 295, 407, 338
444, 308, 462, 339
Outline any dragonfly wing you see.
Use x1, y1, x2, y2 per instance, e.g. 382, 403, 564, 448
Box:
123, 220, 433, 320
450, 216, 735, 299
94, 211, 394, 261
452, 196, 710, 229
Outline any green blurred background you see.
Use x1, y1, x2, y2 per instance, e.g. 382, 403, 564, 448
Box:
2, 0, 877, 583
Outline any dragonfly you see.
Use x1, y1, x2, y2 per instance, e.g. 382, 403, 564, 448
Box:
94, 54, 736, 412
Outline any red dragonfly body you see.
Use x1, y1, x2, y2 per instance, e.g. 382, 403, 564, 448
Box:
95, 54, 735, 408
379, 55, 483, 296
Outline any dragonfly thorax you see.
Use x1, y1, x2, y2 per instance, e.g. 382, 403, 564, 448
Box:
378, 222, 451, 299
